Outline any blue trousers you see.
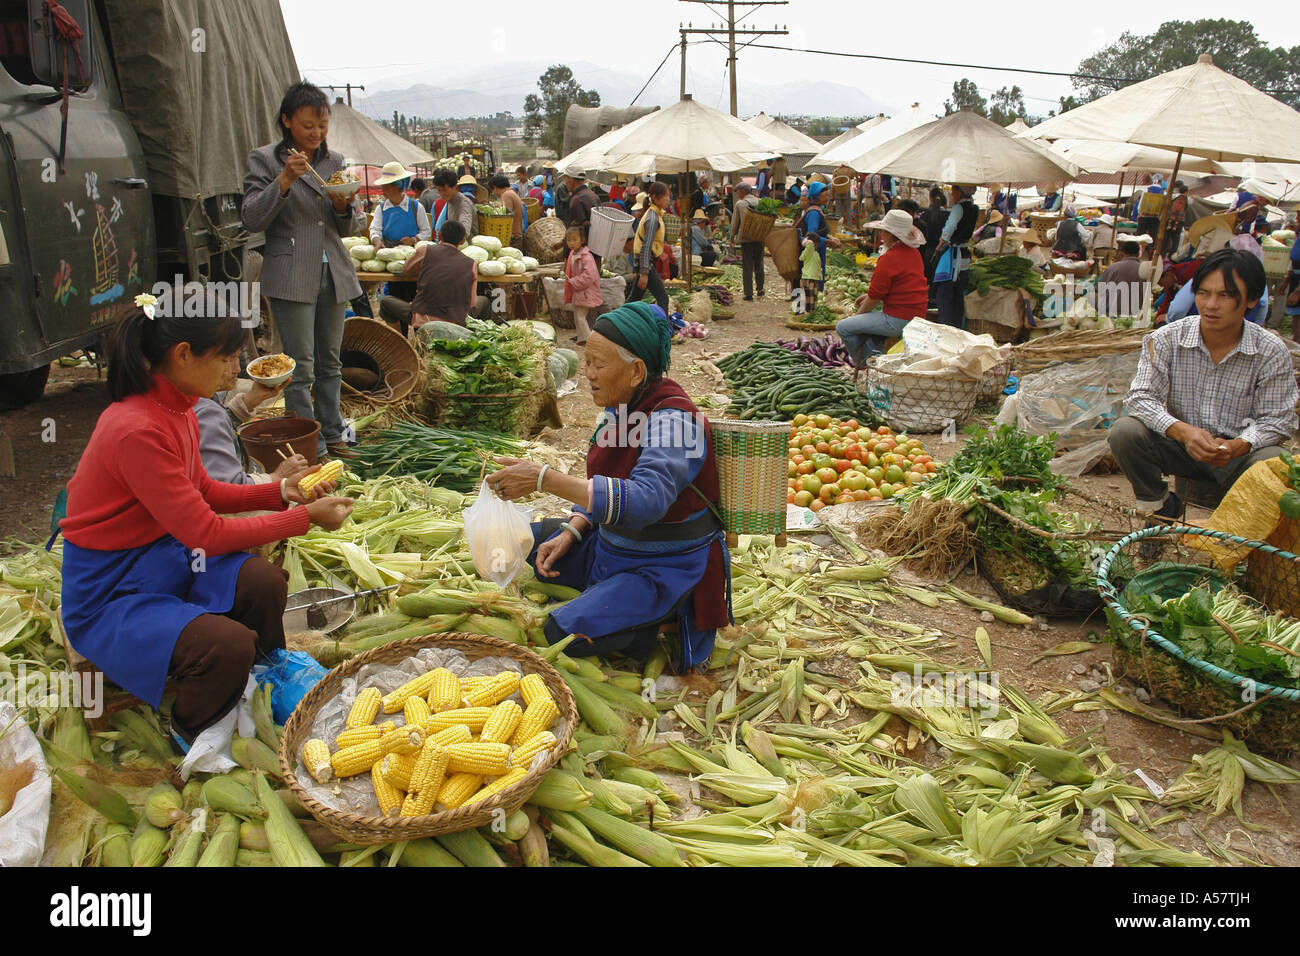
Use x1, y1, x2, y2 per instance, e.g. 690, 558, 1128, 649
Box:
836, 311, 910, 365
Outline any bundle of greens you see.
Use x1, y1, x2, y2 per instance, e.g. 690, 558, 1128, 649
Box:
754, 198, 782, 217
475, 203, 510, 217
897, 425, 1061, 508
972, 487, 1103, 591
351, 422, 525, 492
969, 255, 1047, 303
423, 320, 551, 433
825, 251, 857, 272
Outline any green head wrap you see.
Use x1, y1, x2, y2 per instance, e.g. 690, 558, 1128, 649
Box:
591, 302, 671, 378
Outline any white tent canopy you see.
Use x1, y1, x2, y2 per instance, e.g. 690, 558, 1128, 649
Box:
808, 104, 937, 170
1004, 118, 1031, 135
325, 98, 435, 168
745, 112, 824, 155
1025, 54, 1300, 164
1043, 138, 1220, 176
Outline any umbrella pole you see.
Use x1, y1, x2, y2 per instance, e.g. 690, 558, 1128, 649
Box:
681, 168, 692, 292
1151, 149, 1183, 264
1108, 171, 1123, 264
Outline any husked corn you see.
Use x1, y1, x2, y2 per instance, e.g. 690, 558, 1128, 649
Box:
331, 740, 384, 777
346, 687, 382, 729
299, 459, 344, 496
480, 701, 522, 744
511, 731, 557, 770
437, 773, 483, 810
511, 698, 560, 747
446, 742, 511, 776
335, 725, 382, 749
462, 671, 521, 707
380, 752, 417, 791
426, 669, 462, 713
519, 673, 551, 707
301, 739, 333, 784
372, 762, 403, 817
400, 743, 450, 817
425, 707, 492, 733
403, 696, 431, 728
428, 725, 474, 747
463, 768, 529, 806
379, 724, 425, 756
382, 671, 441, 714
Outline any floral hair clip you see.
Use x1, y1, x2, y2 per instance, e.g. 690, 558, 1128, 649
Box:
134, 292, 157, 319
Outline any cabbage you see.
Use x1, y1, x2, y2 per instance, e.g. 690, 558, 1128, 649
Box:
498, 246, 523, 261
414, 240, 433, 250
376, 247, 403, 262
341, 236, 365, 249
521, 256, 539, 271
505, 258, 526, 275
471, 235, 502, 254
349, 244, 376, 261
478, 260, 507, 277
359, 259, 385, 273
462, 245, 490, 264
386, 260, 406, 274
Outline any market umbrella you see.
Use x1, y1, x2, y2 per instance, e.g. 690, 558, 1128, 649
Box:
807, 104, 936, 170
804, 115, 887, 169
745, 112, 824, 155
1004, 117, 1031, 136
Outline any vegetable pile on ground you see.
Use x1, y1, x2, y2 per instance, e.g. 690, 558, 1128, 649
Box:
787, 418, 935, 511
716, 342, 878, 422
788, 304, 842, 327
421, 319, 551, 434
969, 255, 1047, 303
773, 334, 851, 368
351, 423, 525, 493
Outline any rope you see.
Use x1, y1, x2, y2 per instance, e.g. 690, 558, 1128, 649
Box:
43, 0, 86, 174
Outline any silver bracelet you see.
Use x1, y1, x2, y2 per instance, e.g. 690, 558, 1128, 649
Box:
560, 521, 582, 542
536, 464, 550, 493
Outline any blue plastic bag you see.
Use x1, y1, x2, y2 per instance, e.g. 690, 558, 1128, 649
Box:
255, 649, 329, 725
933, 247, 954, 283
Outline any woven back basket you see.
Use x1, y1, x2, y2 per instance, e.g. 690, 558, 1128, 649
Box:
738, 208, 776, 243
523, 197, 540, 227
340, 318, 421, 403
524, 217, 567, 265
662, 213, 684, 245
862, 355, 981, 433
279, 633, 578, 844
709, 418, 790, 536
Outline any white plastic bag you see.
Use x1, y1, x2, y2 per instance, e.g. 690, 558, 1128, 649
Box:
899, 318, 1008, 378
464, 480, 535, 587
178, 674, 257, 781
0, 701, 52, 867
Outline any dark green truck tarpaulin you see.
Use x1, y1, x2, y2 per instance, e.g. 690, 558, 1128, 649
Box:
102, 0, 299, 199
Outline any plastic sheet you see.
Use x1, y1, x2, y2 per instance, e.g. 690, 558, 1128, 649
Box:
1004, 352, 1139, 438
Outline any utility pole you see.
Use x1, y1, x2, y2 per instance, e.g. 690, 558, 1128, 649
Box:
679, 0, 787, 115
320, 83, 365, 107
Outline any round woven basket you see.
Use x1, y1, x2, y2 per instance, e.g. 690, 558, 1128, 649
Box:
976, 356, 1012, 401
524, 217, 567, 265
862, 355, 980, 433
967, 318, 1020, 347
340, 318, 421, 403
278, 632, 578, 844
523, 197, 540, 227
738, 209, 776, 243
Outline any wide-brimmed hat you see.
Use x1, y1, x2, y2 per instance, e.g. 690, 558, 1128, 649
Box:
691, 209, 709, 222
457, 174, 488, 202
865, 209, 925, 248
561, 167, 587, 181
986, 210, 1004, 225
374, 161, 415, 186
631, 193, 649, 211
1015, 227, 1045, 246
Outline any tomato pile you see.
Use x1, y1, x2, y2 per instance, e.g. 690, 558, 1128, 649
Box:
786, 415, 936, 511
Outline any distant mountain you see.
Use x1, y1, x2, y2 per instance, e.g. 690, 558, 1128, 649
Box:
354, 60, 898, 121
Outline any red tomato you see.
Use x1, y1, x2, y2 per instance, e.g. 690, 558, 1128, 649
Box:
834, 459, 853, 473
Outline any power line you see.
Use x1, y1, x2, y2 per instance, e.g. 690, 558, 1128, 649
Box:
631, 43, 682, 106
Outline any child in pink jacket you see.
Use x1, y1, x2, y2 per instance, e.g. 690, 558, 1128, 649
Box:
563, 227, 603, 344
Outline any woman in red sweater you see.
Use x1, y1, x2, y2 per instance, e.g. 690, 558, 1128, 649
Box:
59, 301, 354, 746
835, 209, 929, 367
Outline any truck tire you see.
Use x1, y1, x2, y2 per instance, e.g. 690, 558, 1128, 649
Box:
0, 364, 51, 410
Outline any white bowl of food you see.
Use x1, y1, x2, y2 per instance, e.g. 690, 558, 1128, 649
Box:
323, 171, 362, 198
247, 353, 295, 387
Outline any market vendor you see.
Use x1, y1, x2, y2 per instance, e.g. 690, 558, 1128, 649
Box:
433, 169, 477, 238
489, 173, 527, 245
1095, 239, 1149, 317
368, 161, 432, 248
835, 210, 929, 365
1108, 248, 1298, 517
487, 302, 730, 668
195, 362, 310, 485
1040, 182, 1062, 213
58, 303, 352, 749
379, 220, 490, 335
691, 210, 718, 267
731, 182, 765, 301
1050, 205, 1091, 261
561, 169, 600, 267
935, 182, 979, 328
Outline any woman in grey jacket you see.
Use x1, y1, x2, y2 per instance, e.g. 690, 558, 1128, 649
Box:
242, 82, 366, 459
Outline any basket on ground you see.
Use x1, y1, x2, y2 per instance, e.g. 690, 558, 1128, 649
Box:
967, 318, 1021, 346
862, 354, 980, 433
279, 632, 578, 844
478, 213, 514, 246
977, 356, 1012, 401
340, 317, 421, 403
708, 418, 789, 538
1098, 526, 1300, 754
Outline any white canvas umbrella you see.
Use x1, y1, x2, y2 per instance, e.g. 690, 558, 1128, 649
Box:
803, 116, 885, 169
808, 104, 936, 170
326, 98, 436, 211
1044, 139, 1220, 176
1004, 117, 1031, 136
745, 112, 824, 155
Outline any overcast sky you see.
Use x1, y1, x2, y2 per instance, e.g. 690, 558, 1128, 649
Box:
282, 0, 1297, 117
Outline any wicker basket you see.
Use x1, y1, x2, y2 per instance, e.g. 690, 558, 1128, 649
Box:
340, 318, 421, 403
708, 418, 789, 536
523, 197, 540, 227
278, 633, 577, 844
478, 213, 514, 246
967, 317, 1021, 346
976, 356, 1012, 401
738, 208, 776, 243
1243, 514, 1300, 619
1099, 527, 1300, 754
663, 213, 684, 245
862, 355, 981, 433
1012, 328, 1151, 375
524, 217, 567, 265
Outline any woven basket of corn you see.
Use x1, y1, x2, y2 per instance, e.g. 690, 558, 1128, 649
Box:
279, 632, 578, 844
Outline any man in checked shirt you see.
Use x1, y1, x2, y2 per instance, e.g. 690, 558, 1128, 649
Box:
1108, 248, 1299, 517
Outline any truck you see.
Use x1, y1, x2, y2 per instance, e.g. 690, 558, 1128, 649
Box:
0, 0, 299, 406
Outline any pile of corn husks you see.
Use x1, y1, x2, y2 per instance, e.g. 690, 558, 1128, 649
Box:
5, 474, 1299, 867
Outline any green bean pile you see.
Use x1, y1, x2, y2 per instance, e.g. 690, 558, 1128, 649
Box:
716, 342, 878, 422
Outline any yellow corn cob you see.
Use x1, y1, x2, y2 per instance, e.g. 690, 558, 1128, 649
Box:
301, 739, 333, 784
335, 725, 382, 749
346, 687, 382, 729
379, 724, 425, 756
510, 730, 557, 770
371, 762, 403, 817
462, 671, 521, 707
458, 675, 491, 692
426, 669, 462, 713
425, 707, 492, 733
403, 696, 431, 728
446, 742, 511, 775
480, 700, 523, 744
380, 752, 417, 791
330, 740, 384, 777
511, 698, 560, 747
382, 671, 441, 714
428, 725, 474, 747
400, 743, 451, 817
519, 673, 551, 707
299, 459, 344, 496
379, 721, 396, 734
436, 773, 483, 810
463, 768, 529, 806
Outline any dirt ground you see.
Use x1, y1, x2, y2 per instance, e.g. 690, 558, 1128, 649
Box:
4, 266, 1297, 864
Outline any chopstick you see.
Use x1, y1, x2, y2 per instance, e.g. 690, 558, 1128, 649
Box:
289, 148, 330, 188
275, 447, 290, 462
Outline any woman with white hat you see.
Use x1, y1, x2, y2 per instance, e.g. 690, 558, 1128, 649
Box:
368, 161, 431, 249
835, 209, 929, 366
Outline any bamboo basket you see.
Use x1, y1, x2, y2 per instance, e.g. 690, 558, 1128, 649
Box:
523, 197, 540, 226
737, 208, 776, 243
967, 318, 1021, 346
1012, 327, 1150, 374
340, 317, 421, 403
976, 356, 1012, 401
524, 217, 567, 265
862, 355, 980, 433
708, 418, 789, 541
279, 633, 577, 844
478, 213, 514, 246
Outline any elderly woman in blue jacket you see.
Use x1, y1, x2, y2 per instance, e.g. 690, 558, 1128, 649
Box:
242, 81, 366, 460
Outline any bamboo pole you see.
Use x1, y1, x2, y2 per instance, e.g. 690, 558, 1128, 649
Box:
681, 168, 692, 291
1150, 148, 1184, 267
1106, 170, 1124, 266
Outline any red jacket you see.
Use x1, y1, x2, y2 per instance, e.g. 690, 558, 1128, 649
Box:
61, 375, 308, 554
867, 244, 929, 320
564, 246, 603, 308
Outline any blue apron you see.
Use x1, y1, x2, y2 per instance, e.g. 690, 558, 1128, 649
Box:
526, 518, 730, 670
61, 536, 251, 706
381, 198, 420, 243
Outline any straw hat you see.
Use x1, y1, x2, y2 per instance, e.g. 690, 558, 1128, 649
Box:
374, 161, 415, 186
631, 193, 649, 212
457, 174, 488, 202
986, 210, 1005, 226
1018, 227, 1046, 246
1188, 211, 1236, 245
865, 209, 925, 248
691, 209, 709, 222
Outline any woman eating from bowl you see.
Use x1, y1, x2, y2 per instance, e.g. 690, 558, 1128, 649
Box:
242, 81, 366, 461
486, 303, 731, 670
57, 300, 353, 750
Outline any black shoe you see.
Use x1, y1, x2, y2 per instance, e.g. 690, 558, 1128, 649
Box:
742, 296, 754, 301
1154, 492, 1183, 520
